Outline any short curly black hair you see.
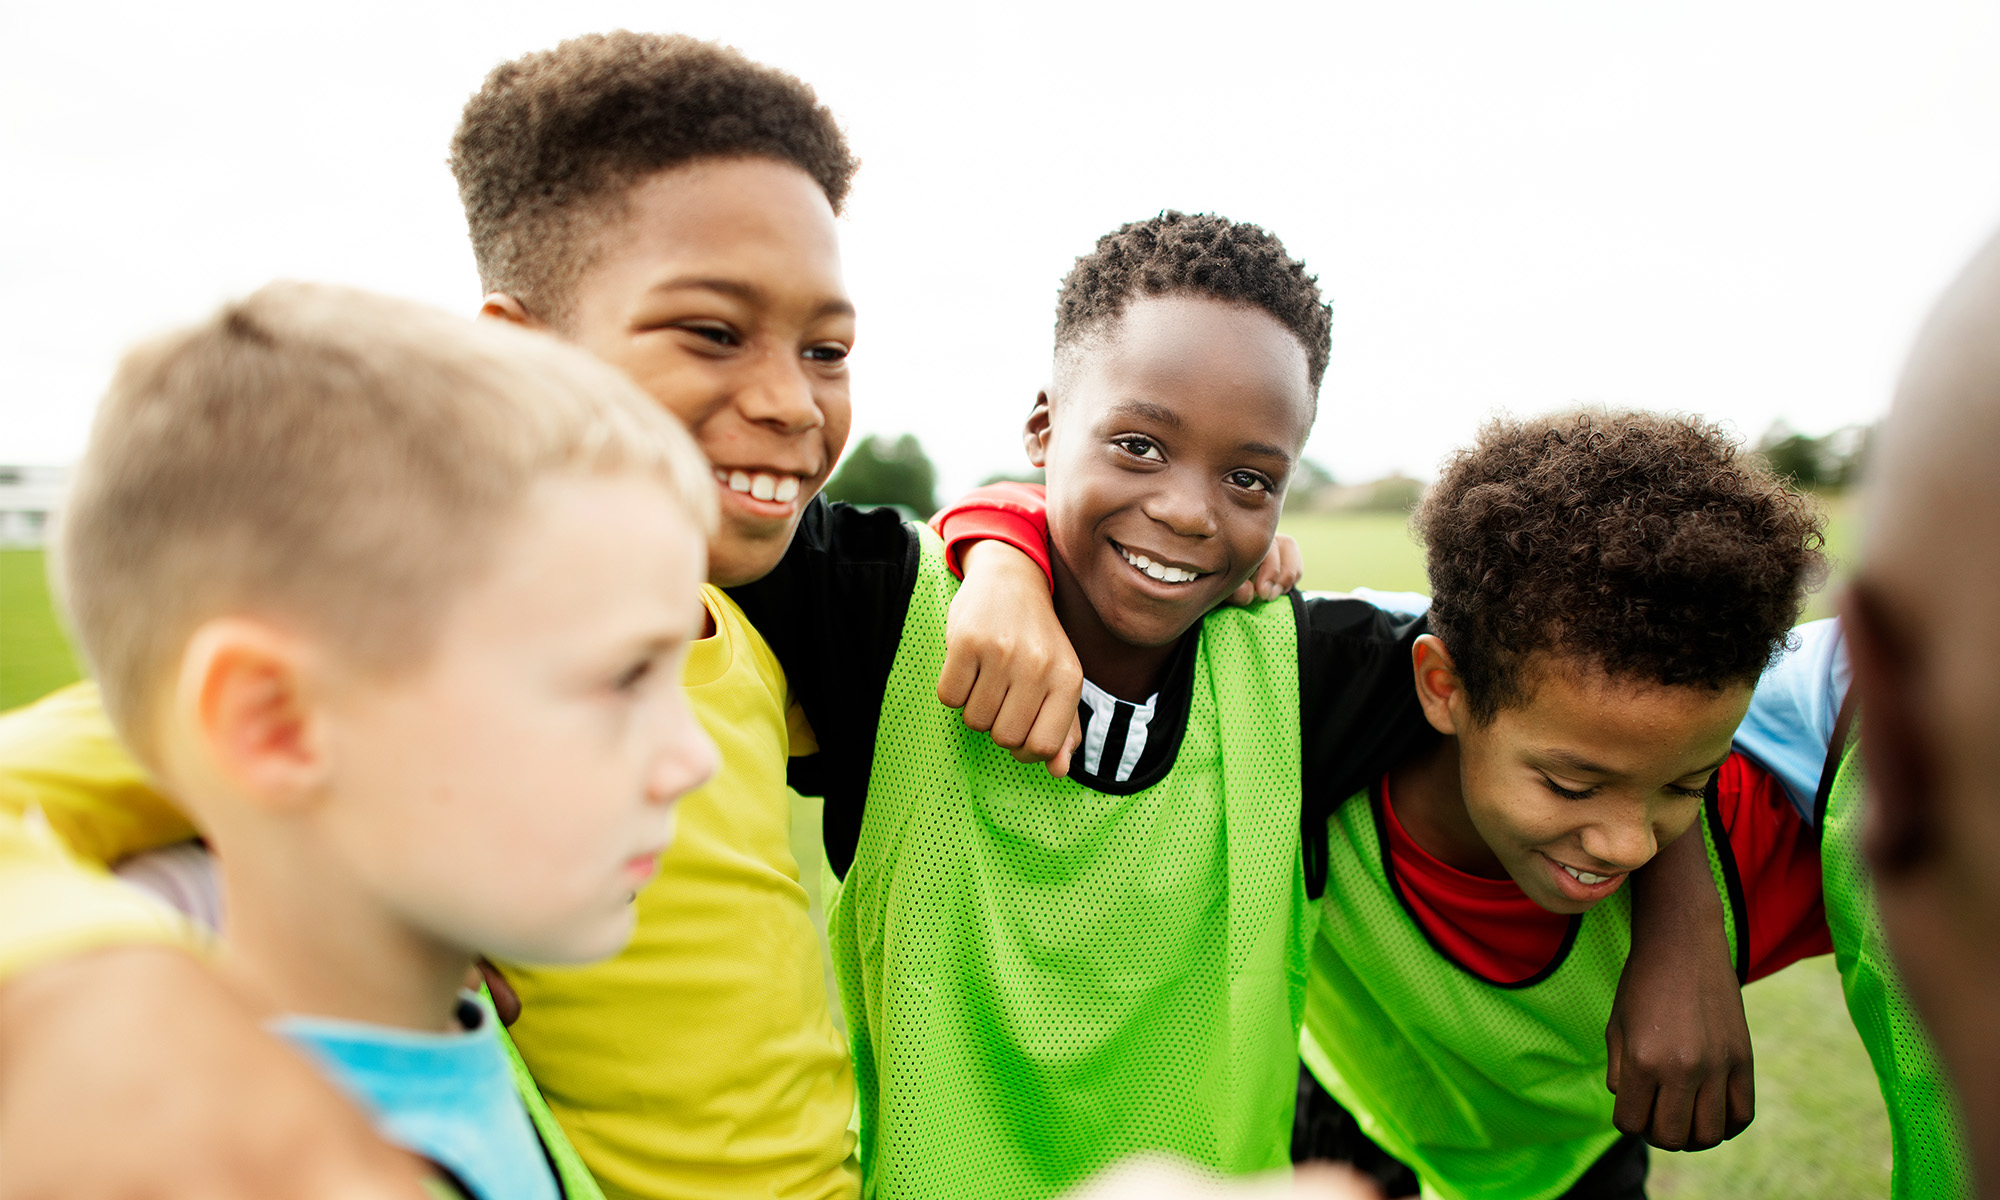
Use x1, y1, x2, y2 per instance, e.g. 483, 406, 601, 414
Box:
1054, 211, 1332, 393
1417, 409, 1827, 722
449, 31, 858, 327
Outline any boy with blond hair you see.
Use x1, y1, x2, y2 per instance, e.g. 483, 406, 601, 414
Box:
54, 280, 720, 1195
0, 32, 1088, 1196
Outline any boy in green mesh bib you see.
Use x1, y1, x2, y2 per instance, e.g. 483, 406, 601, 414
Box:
1294, 411, 1837, 1200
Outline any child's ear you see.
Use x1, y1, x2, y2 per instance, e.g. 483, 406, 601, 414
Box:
1411, 634, 1465, 736
1023, 392, 1054, 469
1842, 583, 1940, 877
175, 618, 333, 812
478, 293, 543, 330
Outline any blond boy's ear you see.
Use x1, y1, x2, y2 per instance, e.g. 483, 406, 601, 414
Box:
477, 293, 542, 330
173, 619, 333, 812
1411, 634, 1466, 737
1022, 392, 1054, 469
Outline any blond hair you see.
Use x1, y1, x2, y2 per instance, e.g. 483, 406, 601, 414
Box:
58, 281, 716, 765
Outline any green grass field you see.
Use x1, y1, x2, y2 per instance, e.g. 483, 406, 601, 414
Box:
1, 517, 1890, 1196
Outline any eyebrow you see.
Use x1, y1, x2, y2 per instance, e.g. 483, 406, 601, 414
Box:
1536, 748, 1732, 780
649, 276, 856, 320
1104, 402, 1295, 463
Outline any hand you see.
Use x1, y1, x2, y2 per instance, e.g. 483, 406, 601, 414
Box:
1062, 1157, 1382, 1199
1227, 534, 1303, 606
0, 945, 431, 1198
1606, 825, 1755, 1150
475, 958, 521, 1026
939, 540, 1084, 777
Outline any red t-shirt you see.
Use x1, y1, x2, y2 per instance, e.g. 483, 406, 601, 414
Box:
1380, 754, 1832, 986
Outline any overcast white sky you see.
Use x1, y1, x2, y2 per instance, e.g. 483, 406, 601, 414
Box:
4, 1, 1997, 496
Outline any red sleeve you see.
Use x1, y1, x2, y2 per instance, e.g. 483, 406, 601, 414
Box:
1717, 753, 1834, 981
929, 481, 1051, 587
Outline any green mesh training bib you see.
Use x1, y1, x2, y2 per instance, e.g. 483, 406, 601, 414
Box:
483, 988, 606, 1200
1821, 736, 1973, 1198
1302, 789, 1739, 1200
828, 528, 1308, 1200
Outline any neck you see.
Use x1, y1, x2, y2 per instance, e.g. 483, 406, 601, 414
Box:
1049, 552, 1177, 703
214, 830, 471, 1033
1387, 734, 1509, 879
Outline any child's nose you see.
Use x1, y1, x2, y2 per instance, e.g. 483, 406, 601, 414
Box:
1144, 479, 1219, 538
735, 349, 824, 434
649, 715, 719, 809
1578, 817, 1658, 874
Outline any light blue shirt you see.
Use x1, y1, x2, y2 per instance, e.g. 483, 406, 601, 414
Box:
1736, 617, 1851, 823
273, 993, 559, 1200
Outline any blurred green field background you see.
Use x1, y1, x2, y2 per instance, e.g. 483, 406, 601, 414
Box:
1, 502, 1888, 1196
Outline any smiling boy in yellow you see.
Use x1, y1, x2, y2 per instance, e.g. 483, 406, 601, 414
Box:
0, 33, 1076, 1197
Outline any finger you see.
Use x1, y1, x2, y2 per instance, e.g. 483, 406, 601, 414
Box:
1609, 1071, 1654, 1140
1046, 716, 1082, 778
1647, 1074, 1698, 1151
1724, 1058, 1756, 1139
959, 672, 1005, 734
936, 643, 982, 710
1227, 577, 1257, 607
1017, 689, 1079, 764
1684, 1073, 1728, 1152
1275, 535, 1304, 594
990, 683, 1042, 752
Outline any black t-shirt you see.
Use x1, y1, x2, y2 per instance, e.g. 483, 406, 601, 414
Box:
726, 497, 1434, 897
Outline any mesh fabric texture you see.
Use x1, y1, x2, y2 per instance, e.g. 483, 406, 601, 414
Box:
1302, 789, 1738, 1200
827, 528, 1308, 1200
1822, 740, 1973, 1198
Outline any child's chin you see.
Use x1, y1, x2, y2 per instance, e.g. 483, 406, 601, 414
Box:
500, 913, 638, 968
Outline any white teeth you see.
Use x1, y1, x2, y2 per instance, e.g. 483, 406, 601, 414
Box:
1121, 546, 1202, 584
1561, 864, 1612, 886
721, 470, 799, 504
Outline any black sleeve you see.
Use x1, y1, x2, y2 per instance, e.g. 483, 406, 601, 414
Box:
724, 497, 920, 876
1293, 593, 1437, 899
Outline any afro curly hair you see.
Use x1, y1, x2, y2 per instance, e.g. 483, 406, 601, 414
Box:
1053, 211, 1332, 395
449, 31, 858, 327
1416, 409, 1827, 722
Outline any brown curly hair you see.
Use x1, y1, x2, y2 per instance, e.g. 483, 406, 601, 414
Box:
449, 31, 858, 327
1054, 211, 1332, 394
1416, 409, 1827, 721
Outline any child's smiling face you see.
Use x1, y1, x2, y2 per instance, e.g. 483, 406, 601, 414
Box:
1026, 294, 1314, 658
552, 157, 855, 588
1415, 639, 1751, 915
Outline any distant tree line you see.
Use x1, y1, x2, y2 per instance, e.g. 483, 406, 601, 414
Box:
1752, 421, 1874, 492
819, 418, 1873, 525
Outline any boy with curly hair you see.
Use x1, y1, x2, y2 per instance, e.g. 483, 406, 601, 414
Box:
1293, 410, 1833, 1200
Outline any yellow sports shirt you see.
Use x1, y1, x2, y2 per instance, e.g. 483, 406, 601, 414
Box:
0, 586, 858, 1200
